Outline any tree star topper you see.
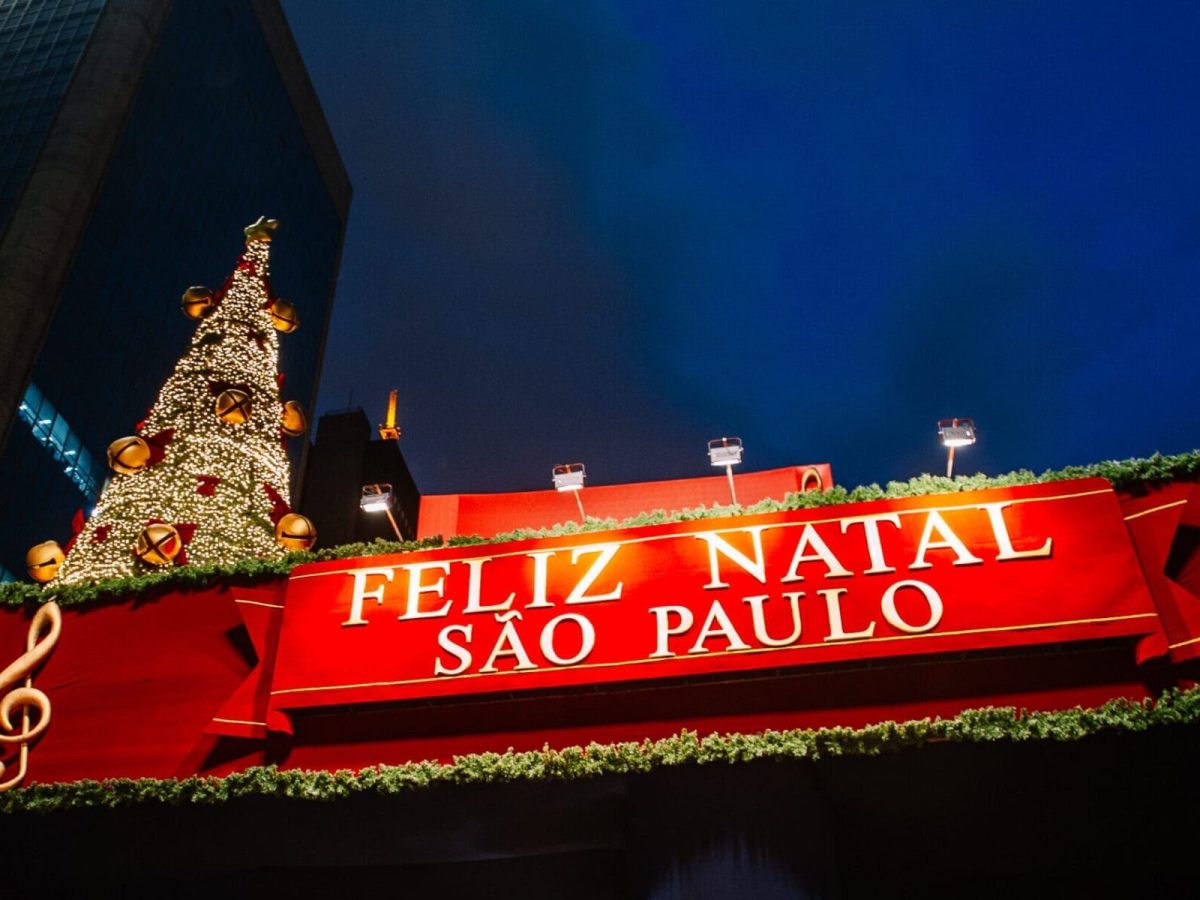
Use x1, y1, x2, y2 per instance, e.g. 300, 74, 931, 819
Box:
244, 216, 279, 243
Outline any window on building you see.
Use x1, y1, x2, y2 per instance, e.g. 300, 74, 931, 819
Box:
17, 382, 103, 500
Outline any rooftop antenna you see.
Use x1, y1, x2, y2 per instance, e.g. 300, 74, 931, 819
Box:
379, 389, 401, 441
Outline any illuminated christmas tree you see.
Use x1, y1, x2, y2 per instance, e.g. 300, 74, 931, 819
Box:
55, 217, 315, 585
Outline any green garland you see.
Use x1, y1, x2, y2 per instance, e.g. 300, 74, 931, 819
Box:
0, 536, 445, 609
4, 687, 1198, 815
4, 450, 1197, 609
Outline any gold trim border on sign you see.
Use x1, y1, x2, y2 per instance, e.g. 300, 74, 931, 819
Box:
270, 611, 1158, 698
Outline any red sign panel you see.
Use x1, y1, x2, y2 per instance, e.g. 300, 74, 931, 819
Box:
259, 478, 1157, 728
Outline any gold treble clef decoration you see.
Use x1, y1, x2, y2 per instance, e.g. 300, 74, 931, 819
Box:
0, 601, 62, 792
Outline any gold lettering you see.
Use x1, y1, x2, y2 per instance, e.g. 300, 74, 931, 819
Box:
342, 567, 394, 626
397, 561, 452, 620
480, 612, 537, 672
539, 613, 595, 666
821, 588, 875, 642
697, 527, 768, 589
780, 523, 852, 582
462, 557, 516, 614
909, 510, 983, 570
839, 514, 901, 574
978, 502, 1053, 561
880, 580, 943, 633
524, 550, 556, 608
434, 624, 473, 675
689, 600, 750, 654
649, 606, 694, 658
564, 544, 624, 604
742, 593, 803, 647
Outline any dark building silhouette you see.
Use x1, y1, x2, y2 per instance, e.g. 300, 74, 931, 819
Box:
299, 408, 421, 546
0, 0, 350, 580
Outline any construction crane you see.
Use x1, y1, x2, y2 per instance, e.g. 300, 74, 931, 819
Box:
378, 389, 401, 441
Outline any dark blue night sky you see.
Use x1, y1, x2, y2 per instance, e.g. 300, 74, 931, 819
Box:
282, 1, 1199, 495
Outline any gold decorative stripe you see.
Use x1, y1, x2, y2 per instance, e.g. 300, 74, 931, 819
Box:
211, 716, 267, 727
270, 611, 1157, 697
234, 598, 285, 609
1167, 635, 1200, 650
291, 487, 1114, 582
1123, 499, 1189, 521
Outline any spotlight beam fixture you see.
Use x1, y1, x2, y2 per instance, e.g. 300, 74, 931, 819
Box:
937, 418, 976, 478
360, 483, 403, 541
708, 437, 744, 506
552, 463, 587, 523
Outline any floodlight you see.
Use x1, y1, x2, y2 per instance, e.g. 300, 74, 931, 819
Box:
708, 437, 744, 467
707, 437, 744, 506
552, 463, 586, 492
552, 463, 587, 521
938, 418, 976, 449
360, 483, 403, 540
360, 484, 394, 513
936, 418, 976, 477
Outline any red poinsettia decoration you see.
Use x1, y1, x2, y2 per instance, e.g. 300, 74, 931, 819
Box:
143, 428, 174, 467
246, 327, 269, 351
262, 483, 291, 526
196, 474, 222, 497
212, 271, 233, 306
63, 508, 88, 556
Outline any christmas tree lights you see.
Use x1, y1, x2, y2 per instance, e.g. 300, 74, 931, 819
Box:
56, 219, 310, 585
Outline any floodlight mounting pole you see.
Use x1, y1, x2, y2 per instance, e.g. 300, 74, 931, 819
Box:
945, 417, 959, 478
384, 507, 403, 542
573, 490, 586, 523
725, 464, 738, 506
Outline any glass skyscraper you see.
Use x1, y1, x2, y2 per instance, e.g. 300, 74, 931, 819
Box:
0, 0, 350, 579
0, 1, 105, 222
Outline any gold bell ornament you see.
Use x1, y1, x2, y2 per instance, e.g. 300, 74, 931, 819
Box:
275, 513, 316, 551
215, 389, 252, 425
134, 523, 181, 567
181, 286, 216, 320
268, 298, 299, 333
26, 540, 65, 583
107, 435, 152, 474
280, 401, 308, 437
